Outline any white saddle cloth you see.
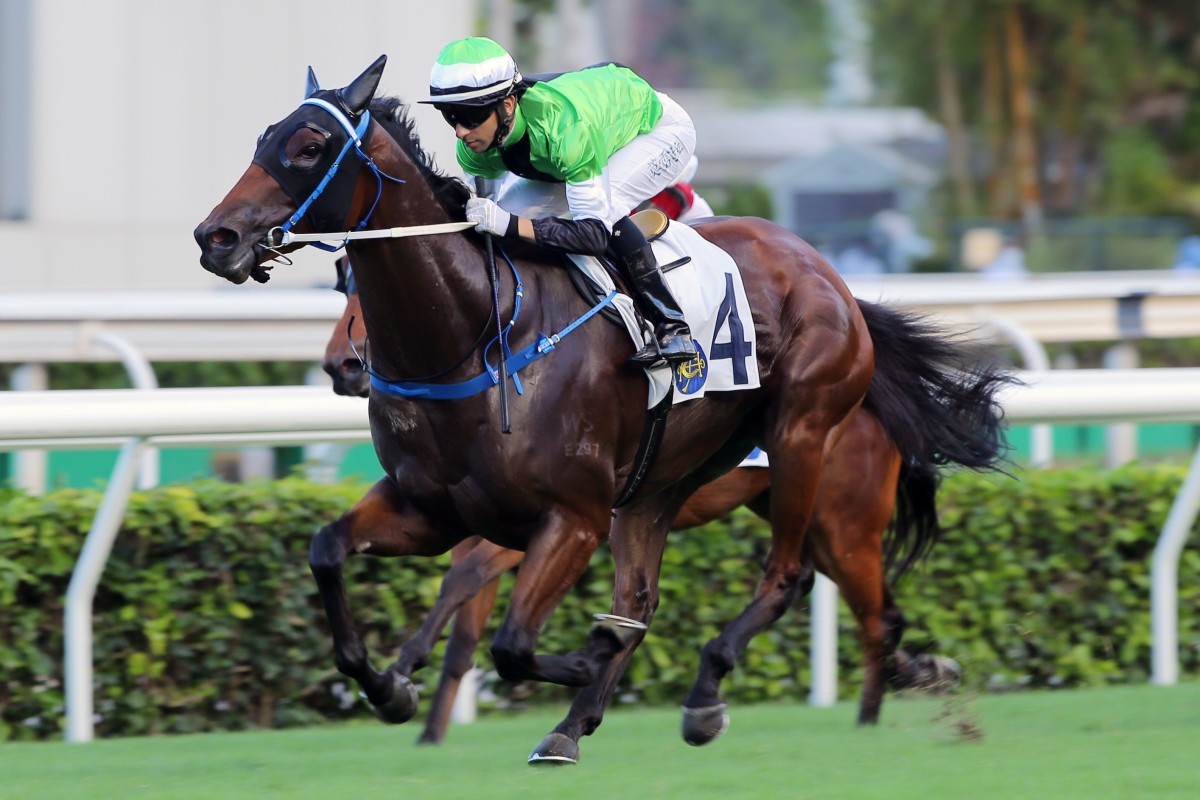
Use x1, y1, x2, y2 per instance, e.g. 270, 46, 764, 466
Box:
493, 175, 760, 407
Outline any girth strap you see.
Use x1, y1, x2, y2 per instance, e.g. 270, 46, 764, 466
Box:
612, 385, 674, 509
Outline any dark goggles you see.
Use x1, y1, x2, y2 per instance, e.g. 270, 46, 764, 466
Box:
437, 103, 497, 130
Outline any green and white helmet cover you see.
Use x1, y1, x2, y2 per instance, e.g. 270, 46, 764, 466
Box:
422, 37, 521, 106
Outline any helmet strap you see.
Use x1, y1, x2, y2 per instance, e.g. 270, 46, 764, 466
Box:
490, 97, 516, 150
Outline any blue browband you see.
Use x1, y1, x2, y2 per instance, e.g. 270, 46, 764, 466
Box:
371, 289, 617, 399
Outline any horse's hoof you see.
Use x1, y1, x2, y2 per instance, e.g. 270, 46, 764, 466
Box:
367, 672, 419, 724
528, 732, 580, 766
904, 653, 962, 693
681, 703, 729, 746
927, 655, 962, 692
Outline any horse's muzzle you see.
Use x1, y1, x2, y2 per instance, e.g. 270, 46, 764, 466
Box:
194, 221, 257, 283
326, 358, 370, 397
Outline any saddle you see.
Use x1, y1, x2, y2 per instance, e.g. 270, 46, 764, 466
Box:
566, 207, 680, 329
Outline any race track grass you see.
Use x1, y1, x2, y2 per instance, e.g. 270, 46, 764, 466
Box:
2, 683, 1197, 800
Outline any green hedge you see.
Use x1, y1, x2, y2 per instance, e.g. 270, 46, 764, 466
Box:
1, 465, 1198, 741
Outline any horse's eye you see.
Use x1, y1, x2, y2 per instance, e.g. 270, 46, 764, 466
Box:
278, 123, 332, 170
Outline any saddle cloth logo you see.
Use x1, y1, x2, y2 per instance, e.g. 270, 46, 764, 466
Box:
673, 341, 708, 395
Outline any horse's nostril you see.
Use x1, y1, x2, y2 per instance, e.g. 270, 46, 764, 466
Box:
208, 227, 239, 249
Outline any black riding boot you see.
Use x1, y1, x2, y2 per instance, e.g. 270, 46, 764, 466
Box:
610, 217, 696, 367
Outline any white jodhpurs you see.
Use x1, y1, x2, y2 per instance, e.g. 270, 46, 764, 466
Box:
604, 92, 697, 223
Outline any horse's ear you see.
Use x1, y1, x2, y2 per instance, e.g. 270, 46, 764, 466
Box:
305, 66, 321, 98
341, 54, 387, 115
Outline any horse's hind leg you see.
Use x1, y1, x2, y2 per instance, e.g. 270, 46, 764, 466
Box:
308, 477, 455, 725
888, 604, 962, 694
810, 523, 891, 725
807, 410, 901, 725
681, 440, 826, 743
682, 375, 867, 743
881, 589, 913, 689
417, 539, 518, 745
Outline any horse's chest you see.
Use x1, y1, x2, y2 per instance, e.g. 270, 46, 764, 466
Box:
372, 399, 422, 435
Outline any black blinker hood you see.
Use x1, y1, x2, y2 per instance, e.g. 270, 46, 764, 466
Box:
251, 87, 375, 234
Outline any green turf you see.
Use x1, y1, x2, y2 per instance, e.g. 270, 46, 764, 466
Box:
2, 683, 1197, 800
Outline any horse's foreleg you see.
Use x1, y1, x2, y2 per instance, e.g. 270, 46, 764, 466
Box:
308, 477, 451, 725
489, 512, 609, 689
414, 539, 522, 745
417, 566, 505, 745
530, 509, 674, 765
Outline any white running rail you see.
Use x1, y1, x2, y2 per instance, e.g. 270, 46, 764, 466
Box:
1, 370, 1197, 740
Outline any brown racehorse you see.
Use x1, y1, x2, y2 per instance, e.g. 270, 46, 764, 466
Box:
196, 57, 1009, 764
324, 256, 962, 744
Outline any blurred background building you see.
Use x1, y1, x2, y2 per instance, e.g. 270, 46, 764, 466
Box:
4, 0, 1200, 489
0, 0, 473, 291
4, 0, 1199, 292
0, 0, 951, 292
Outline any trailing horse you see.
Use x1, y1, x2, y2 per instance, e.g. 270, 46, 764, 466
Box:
196, 56, 1008, 764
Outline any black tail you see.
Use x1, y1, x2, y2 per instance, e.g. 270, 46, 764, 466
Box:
856, 299, 1016, 581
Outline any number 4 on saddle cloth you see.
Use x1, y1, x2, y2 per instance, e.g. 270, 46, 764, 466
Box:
568, 210, 760, 407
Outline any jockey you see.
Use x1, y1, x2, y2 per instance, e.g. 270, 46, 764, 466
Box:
420, 36, 698, 367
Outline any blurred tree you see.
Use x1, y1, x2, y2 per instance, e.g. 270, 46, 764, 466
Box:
506, 0, 1200, 224
870, 0, 1200, 221
632, 0, 831, 96
704, 183, 773, 219
0, 362, 311, 391
932, 1, 976, 218
508, 0, 829, 94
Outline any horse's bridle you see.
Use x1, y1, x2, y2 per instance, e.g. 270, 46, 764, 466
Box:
260, 83, 614, 411
256, 93, 416, 255
259, 97, 476, 254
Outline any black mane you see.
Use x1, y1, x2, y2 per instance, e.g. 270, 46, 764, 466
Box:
369, 95, 471, 218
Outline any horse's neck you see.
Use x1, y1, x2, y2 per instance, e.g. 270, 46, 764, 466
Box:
350, 133, 493, 380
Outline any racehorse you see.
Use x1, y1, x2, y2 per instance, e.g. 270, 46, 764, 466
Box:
324, 256, 964, 743
196, 56, 1009, 764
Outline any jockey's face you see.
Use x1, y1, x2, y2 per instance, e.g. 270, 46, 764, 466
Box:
452, 96, 516, 152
